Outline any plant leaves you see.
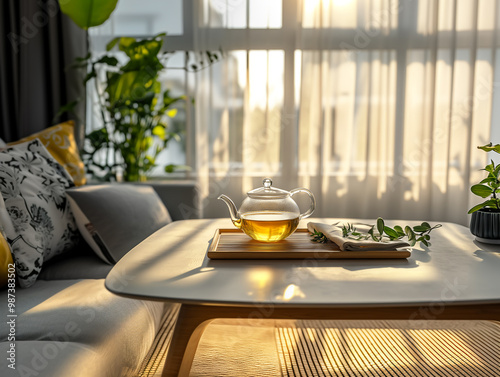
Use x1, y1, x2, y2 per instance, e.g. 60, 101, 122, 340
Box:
376, 217, 384, 236
105, 70, 155, 106
118, 37, 137, 52
87, 128, 109, 148
394, 225, 405, 237
467, 199, 498, 214
77, 33, 223, 181
167, 109, 178, 118
413, 225, 428, 233
471, 184, 493, 198
95, 56, 119, 66
59, 0, 119, 30
383, 226, 399, 239
485, 163, 495, 173
118, 36, 164, 68
468, 202, 487, 214
480, 177, 496, 184
164, 164, 176, 173
164, 164, 192, 173
106, 37, 120, 51
405, 226, 415, 240
478, 143, 500, 154
494, 163, 500, 177
152, 125, 166, 140
310, 230, 328, 243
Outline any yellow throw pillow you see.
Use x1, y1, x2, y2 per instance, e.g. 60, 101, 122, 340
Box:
0, 231, 14, 288
8, 121, 86, 186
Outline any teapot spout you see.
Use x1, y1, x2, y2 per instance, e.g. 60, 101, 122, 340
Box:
218, 194, 241, 228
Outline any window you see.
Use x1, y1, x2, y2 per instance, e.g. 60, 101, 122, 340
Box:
88, 0, 500, 223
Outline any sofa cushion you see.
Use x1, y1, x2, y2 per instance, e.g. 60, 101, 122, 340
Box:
7, 121, 86, 186
0, 279, 166, 377
2, 341, 115, 377
0, 231, 13, 288
66, 184, 172, 264
0, 279, 80, 315
38, 243, 113, 280
139, 181, 201, 220
0, 140, 80, 288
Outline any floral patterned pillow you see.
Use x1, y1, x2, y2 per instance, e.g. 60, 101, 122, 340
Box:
0, 139, 80, 288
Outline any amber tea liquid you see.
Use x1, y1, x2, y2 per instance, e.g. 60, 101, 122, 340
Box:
239, 211, 300, 242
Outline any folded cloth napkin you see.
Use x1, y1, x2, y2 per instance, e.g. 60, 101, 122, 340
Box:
307, 222, 410, 251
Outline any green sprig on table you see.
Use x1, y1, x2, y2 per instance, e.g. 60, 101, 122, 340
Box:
310, 229, 328, 243
312, 218, 442, 247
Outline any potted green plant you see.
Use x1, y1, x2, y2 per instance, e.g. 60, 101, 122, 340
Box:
58, 1, 220, 181
79, 33, 181, 181
468, 142, 500, 243
69, 34, 220, 181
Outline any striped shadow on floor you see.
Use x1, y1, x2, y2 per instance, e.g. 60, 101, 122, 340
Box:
276, 320, 500, 377
137, 310, 500, 377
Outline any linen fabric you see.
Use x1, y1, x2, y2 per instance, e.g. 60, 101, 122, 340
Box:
8, 121, 86, 186
66, 184, 172, 264
188, 1, 499, 226
0, 139, 80, 288
307, 222, 410, 251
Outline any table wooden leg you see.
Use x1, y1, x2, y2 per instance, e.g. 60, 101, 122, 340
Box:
161, 304, 275, 376
161, 304, 216, 377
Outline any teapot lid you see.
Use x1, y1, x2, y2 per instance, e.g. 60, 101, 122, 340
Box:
247, 178, 289, 199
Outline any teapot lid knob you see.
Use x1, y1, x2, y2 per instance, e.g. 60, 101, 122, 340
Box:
248, 177, 288, 198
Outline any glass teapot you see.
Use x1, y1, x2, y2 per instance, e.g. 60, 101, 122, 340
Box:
218, 178, 316, 242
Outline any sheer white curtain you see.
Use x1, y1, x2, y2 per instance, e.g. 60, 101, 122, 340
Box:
194, 0, 500, 225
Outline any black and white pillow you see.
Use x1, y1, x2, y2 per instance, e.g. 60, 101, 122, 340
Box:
0, 139, 80, 288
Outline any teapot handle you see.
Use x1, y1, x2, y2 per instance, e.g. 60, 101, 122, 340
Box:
289, 188, 316, 219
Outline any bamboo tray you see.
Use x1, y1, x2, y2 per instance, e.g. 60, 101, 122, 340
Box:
207, 228, 411, 260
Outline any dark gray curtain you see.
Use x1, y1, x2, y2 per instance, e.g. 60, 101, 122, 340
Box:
0, 0, 87, 144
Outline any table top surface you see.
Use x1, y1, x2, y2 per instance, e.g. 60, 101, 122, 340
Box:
105, 218, 500, 308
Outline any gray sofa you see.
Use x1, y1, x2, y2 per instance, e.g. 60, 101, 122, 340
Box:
0, 181, 200, 377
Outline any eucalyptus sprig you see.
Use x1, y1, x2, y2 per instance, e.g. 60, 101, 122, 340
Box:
311, 218, 442, 247
366, 218, 441, 247
310, 229, 328, 243
340, 223, 370, 240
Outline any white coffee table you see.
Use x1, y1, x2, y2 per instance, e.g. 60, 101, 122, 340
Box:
105, 218, 500, 377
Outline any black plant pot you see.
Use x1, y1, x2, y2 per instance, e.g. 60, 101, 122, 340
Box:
470, 208, 500, 244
